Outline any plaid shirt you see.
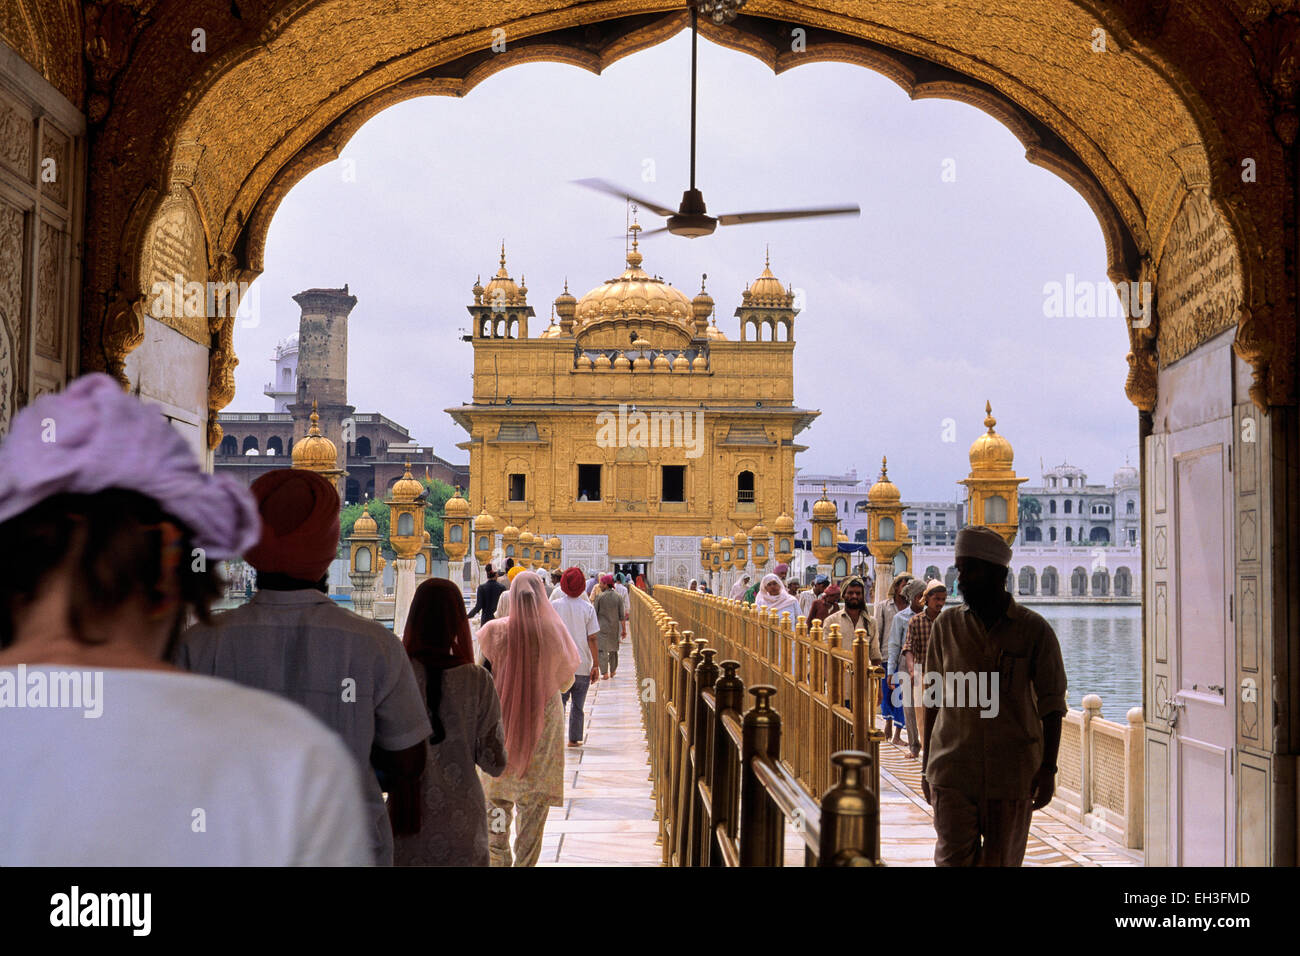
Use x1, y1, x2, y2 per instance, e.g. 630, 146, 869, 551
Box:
904, 611, 935, 668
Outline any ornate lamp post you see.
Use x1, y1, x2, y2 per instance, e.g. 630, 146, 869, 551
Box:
732, 528, 748, 591
699, 534, 714, 590
749, 517, 771, 577
959, 401, 1027, 545
865, 457, 913, 603
443, 486, 471, 586
518, 529, 536, 570
718, 534, 734, 595
347, 505, 380, 619
473, 508, 497, 586
546, 534, 563, 571
386, 463, 426, 637
811, 484, 840, 582
773, 512, 795, 568
501, 524, 520, 567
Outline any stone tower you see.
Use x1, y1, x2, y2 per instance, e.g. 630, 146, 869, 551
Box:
288, 285, 357, 466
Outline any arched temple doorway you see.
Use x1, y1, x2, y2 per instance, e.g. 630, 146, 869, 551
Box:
3, 0, 1295, 867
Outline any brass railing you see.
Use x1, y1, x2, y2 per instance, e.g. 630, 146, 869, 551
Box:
633, 585, 883, 866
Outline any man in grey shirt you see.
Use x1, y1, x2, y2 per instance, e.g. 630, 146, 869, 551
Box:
177, 469, 431, 865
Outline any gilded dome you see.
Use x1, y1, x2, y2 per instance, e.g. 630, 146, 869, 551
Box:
352, 505, 378, 537
732, 528, 748, 549
614, 353, 632, 370
483, 243, 524, 305
540, 310, 562, 338
473, 510, 497, 533
291, 401, 340, 472
652, 352, 671, 370
692, 277, 714, 325
812, 485, 838, 519
867, 456, 901, 504
444, 487, 470, 517
968, 401, 1015, 473
700, 534, 715, 551
691, 351, 708, 371
748, 519, 768, 539
671, 352, 690, 371
501, 524, 519, 539
422, 529, 432, 543
389, 463, 424, 502
773, 512, 795, 534
546, 535, 561, 551
743, 249, 794, 308
706, 318, 727, 340
575, 228, 692, 329
577, 353, 594, 370
594, 352, 612, 369
518, 530, 535, 547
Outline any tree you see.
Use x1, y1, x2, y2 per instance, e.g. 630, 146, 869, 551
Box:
1019, 495, 1042, 528
339, 477, 459, 559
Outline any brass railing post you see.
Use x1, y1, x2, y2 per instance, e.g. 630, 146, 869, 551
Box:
673, 633, 702, 866
740, 685, 783, 867
710, 660, 744, 866
690, 648, 719, 866
856, 625, 886, 801
819, 751, 880, 866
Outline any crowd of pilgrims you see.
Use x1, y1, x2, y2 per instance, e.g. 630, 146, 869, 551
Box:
0, 374, 638, 866
0, 374, 1066, 868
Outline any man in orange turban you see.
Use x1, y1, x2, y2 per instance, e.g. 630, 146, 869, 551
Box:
177, 468, 433, 865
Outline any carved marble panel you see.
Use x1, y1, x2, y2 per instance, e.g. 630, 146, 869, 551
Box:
1155, 189, 1242, 366
1154, 582, 1168, 663
0, 198, 23, 434
1152, 435, 1167, 513
0, 87, 32, 181
137, 185, 210, 345
35, 217, 61, 358
1154, 526, 1168, 569
39, 121, 68, 207
1237, 509, 1257, 563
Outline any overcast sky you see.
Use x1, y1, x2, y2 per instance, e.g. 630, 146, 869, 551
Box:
232, 31, 1137, 501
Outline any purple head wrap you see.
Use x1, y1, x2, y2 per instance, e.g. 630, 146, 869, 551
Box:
0, 373, 261, 558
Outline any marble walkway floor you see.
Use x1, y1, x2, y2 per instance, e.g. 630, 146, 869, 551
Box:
527, 636, 1141, 867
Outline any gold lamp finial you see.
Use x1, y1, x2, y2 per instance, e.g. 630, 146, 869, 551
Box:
308, 399, 321, 434
498, 240, 507, 274
985, 400, 996, 432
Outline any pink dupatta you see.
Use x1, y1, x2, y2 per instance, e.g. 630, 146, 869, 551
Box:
477, 571, 580, 776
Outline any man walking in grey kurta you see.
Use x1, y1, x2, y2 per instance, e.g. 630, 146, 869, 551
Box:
921, 526, 1068, 866
593, 573, 625, 678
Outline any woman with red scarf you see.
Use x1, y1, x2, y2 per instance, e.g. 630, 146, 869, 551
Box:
390, 578, 506, 866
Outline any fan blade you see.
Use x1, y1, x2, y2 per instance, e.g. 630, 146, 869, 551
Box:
571, 179, 678, 219
636, 226, 672, 238
716, 205, 861, 226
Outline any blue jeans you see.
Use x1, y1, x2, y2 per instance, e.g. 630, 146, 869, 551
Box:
562, 675, 591, 743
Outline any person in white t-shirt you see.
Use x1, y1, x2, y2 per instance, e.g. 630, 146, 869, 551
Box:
0, 374, 372, 866
551, 567, 600, 746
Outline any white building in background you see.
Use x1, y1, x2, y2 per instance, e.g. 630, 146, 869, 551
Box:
793, 469, 871, 549
263, 333, 299, 413
794, 459, 1141, 602
1016, 462, 1140, 548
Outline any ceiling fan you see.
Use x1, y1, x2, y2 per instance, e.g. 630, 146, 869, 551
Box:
574, 0, 860, 238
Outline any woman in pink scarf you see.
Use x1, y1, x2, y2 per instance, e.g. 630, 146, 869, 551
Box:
475, 570, 579, 867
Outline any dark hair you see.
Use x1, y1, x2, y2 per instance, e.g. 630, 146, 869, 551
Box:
402, 578, 474, 745
0, 490, 223, 650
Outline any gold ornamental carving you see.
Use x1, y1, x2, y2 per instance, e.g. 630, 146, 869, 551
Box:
102, 295, 146, 389
1155, 189, 1242, 367
138, 185, 211, 346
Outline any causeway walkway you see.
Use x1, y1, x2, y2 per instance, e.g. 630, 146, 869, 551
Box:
522, 634, 1142, 867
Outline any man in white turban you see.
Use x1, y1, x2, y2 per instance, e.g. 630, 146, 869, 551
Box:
921, 526, 1068, 866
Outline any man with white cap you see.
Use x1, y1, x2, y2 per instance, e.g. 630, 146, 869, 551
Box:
798, 574, 829, 619
920, 526, 1068, 866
